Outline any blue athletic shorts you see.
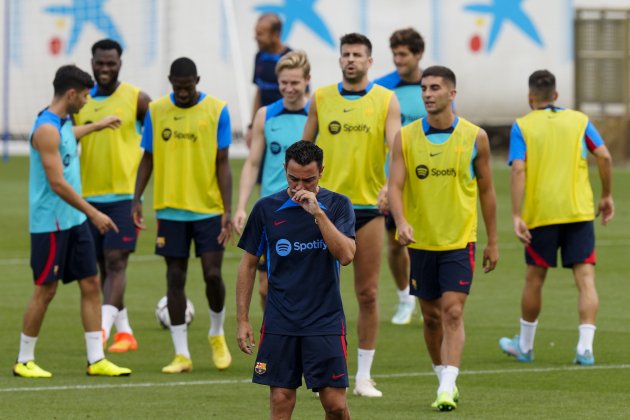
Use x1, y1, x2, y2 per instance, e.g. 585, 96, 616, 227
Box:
253, 332, 349, 391
525, 221, 595, 268
88, 200, 138, 256
354, 209, 382, 231
155, 216, 224, 258
384, 213, 397, 231
30, 221, 97, 285
408, 243, 476, 300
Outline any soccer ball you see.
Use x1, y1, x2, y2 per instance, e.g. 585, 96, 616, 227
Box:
155, 296, 195, 329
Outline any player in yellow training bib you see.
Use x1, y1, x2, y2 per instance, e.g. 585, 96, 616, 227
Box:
498, 70, 614, 367
303, 32, 401, 398
132, 58, 233, 374
74, 39, 152, 353
389, 65, 498, 411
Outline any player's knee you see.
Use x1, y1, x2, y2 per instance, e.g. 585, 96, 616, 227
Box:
104, 252, 128, 274
203, 271, 223, 287
322, 401, 347, 419
356, 287, 377, 307
36, 283, 58, 305
79, 276, 101, 298
271, 390, 296, 410
442, 304, 464, 327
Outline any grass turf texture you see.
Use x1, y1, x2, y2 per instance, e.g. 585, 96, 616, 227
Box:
0, 156, 629, 419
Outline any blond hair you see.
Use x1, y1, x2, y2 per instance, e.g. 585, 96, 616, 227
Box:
275, 50, 310, 78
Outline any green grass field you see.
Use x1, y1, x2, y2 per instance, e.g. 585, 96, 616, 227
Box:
1, 156, 629, 419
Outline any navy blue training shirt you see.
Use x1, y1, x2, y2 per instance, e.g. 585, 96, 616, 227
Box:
253, 47, 292, 106
238, 188, 355, 336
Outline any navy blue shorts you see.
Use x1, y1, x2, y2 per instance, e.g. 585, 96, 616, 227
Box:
30, 221, 97, 285
384, 213, 396, 231
155, 217, 224, 258
525, 221, 595, 268
354, 209, 382, 231
253, 333, 349, 391
408, 243, 476, 300
88, 200, 138, 256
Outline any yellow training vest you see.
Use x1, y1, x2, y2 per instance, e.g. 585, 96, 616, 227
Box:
315, 83, 393, 206
517, 109, 594, 228
401, 117, 479, 250
75, 82, 141, 197
150, 94, 225, 214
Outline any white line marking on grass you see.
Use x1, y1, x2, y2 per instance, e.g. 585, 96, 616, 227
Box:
3, 364, 629, 393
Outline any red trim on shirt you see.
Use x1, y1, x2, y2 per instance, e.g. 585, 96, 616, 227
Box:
585, 133, 597, 153
36, 232, 57, 285
526, 245, 550, 268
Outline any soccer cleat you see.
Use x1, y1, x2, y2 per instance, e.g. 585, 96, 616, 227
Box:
574, 349, 595, 366
162, 355, 192, 374
431, 385, 460, 408
107, 332, 138, 353
87, 358, 131, 376
13, 361, 52, 378
209, 335, 232, 370
433, 391, 457, 411
499, 335, 533, 362
391, 301, 416, 325
353, 378, 383, 397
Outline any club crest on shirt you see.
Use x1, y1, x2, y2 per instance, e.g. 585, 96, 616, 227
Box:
255, 361, 267, 375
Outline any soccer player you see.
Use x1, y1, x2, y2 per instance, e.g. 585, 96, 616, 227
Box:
302, 32, 401, 398
234, 50, 310, 309
236, 141, 355, 420
14, 64, 132, 378
375, 28, 426, 325
388, 65, 499, 411
245, 12, 292, 147
74, 39, 151, 353
132, 57, 233, 373
499, 70, 614, 366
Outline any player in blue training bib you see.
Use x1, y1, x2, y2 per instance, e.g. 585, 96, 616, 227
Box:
236, 141, 356, 419
374, 28, 427, 327
234, 50, 311, 311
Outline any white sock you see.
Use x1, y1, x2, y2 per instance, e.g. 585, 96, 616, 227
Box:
356, 348, 375, 380
170, 324, 190, 359
17, 333, 38, 363
114, 307, 133, 334
577, 324, 596, 354
437, 365, 459, 395
432, 364, 444, 385
101, 304, 119, 340
397, 286, 411, 303
519, 318, 538, 353
208, 308, 225, 336
85, 331, 105, 364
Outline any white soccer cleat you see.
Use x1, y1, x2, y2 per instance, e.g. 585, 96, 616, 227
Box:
391, 301, 416, 325
353, 378, 383, 398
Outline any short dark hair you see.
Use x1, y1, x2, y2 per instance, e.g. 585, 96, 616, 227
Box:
389, 28, 425, 54
421, 65, 456, 87
529, 69, 556, 100
91, 39, 122, 56
170, 57, 197, 78
285, 141, 324, 170
258, 13, 282, 34
340, 33, 372, 56
53, 65, 94, 95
